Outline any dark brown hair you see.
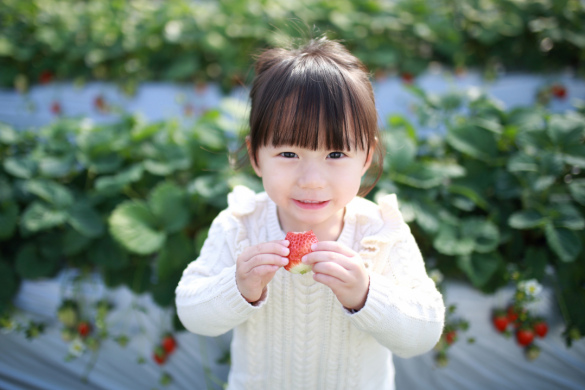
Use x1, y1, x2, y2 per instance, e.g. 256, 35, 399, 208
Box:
246, 36, 384, 196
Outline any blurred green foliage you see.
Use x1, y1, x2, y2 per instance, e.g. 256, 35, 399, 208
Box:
378, 88, 585, 344
0, 99, 259, 318
1, 0, 584, 92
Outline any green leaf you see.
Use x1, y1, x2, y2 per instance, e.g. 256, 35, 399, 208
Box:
391, 164, 444, 189
62, 227, 92, 256
545, 224, 582, 262
95, 163, 144, 193
15, 244, 59, 279
507, 153, 538, 172
508, 210, 548, 229
448, 184, 488, 210
67, 201, 105, 238
385, 135, 417, 172
0, 201, 18, 240
38, 154, 75, 178
457, 252, 503, 288
156, 232, 193, 281
0, 124, 20, 144
411, 200, 442, 234
25, 179, 74, 208
3, 156, 37, 179
21, 201, 68, 233
88, 235, 129, 270
568, 179, 585, 206
549, 203, 585, 230
563, 144, 585, 168
462, 218, 500, 253
523, 246, 548, 281
148, 182, 189, 233
446, 124, 498, 162
109, 201, 166, 255
433, 223, 475, 256
0, 261, 19, 303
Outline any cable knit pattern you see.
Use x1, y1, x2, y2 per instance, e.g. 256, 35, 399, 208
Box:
175, 186, 445, 390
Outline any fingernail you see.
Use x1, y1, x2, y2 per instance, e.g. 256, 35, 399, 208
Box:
282, 248, 290, 256
281, 257, 289, 265
311, 244, 317, 250
282, 240, 290, 246
301, 255, 307, 263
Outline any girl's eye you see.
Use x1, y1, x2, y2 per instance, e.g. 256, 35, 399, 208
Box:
280, 152, 297, 158
328, 151, 345, 159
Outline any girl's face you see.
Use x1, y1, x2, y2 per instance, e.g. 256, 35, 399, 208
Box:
250, 141, 373, 241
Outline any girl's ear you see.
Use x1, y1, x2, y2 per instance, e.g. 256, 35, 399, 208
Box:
246, 136, 262, 177
361, 140, 376, 176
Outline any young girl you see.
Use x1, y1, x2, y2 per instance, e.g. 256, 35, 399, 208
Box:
175, 37, 445, 390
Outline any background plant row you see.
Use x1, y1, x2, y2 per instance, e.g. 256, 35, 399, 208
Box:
1, 0, 584, 93
1, 89, 584, 342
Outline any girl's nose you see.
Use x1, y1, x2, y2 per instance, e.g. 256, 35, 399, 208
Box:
297, 162, 326, 189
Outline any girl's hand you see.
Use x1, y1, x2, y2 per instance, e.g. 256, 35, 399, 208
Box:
236, 240, 290, 303
302, 242, 369, 311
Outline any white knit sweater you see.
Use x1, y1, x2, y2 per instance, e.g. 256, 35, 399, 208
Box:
175, 186, 445, 390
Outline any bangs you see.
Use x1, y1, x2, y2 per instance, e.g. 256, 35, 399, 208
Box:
249, 54, 377, 159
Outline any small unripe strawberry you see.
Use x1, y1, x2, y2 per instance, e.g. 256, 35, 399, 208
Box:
153, 346, 167, 365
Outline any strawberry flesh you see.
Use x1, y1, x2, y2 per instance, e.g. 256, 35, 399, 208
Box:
285, 230, 318, 274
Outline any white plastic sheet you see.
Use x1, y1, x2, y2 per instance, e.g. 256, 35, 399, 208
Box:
1, 274, 584, 389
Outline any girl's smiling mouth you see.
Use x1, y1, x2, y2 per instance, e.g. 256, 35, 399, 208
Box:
293, 199, 330, 210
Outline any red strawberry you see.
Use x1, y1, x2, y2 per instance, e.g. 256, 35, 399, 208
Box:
284, 230, 318, 274
51, 101, 62, 115
400, 72, 415, 84
492, 311, 509, 333
161, 334, 177, 354
94, 95, 107, 112
533, 320, 548, 338
516, 328, 535, 347
39, 70, 54, 84
445, 330, 457, 345
507, 305, 522, 324
78, 321, 92, 338
153, 346, 167, 365
551, 84, 567, 99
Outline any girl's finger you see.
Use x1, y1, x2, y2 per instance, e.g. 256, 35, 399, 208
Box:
312, 261, 349, 282
310, 241, 356, 257
302, 251, 359, 271
243, 254, 288, 273
240, 240, 290, 262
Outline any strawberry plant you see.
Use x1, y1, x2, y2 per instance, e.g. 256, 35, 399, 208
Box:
380, 87, 585, 350
0, 0, 583, 92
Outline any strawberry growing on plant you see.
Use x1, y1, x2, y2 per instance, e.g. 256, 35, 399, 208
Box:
153, 346, 167, 365
550, 84, 567, 99
445, 330, 457, 345
533, 320, 548, 338
78, 321, 92, 338
161, 334, 177, 354
516, 327, 535, 347
492, 310, 509, 333
525, 344, 541, 361
57, 300, 79, 328
51, 101, 62, 115
284, 231, 318, 274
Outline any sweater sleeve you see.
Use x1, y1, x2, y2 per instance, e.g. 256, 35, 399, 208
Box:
175, 187, 265, 337
348, 195, 445, 358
